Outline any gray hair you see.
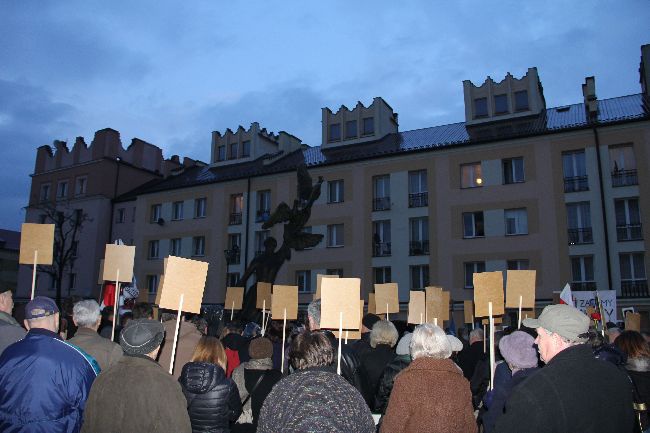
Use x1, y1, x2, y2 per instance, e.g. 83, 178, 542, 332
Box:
73, 300, 101, 328
410, 323, 452, 360
370, 320, 399, 348
469, 328, 484, 341
307, 299, 321, 328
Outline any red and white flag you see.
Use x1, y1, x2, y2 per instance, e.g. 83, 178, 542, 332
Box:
559, 283, 574, 306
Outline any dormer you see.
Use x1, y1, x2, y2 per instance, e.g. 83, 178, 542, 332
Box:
321, 97, 398, 148
463, 67, 546, 126
210, 122, 303, 167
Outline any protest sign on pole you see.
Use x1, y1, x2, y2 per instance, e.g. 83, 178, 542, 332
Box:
374, 283, 399, 320
505, 270, 536, 328
224, 287, 244, 320
368, 293, 376, 315
473, 272, 505, 318
314, 274, 338, 300
464, 300, 474, 327
271, 285, 298, 373
425, 286, 443, 324
572, 290, 617, 322
256, 282, 272, 335
20, 223, 55, 300
408, 291, 426, 325
103, 244, 136, 341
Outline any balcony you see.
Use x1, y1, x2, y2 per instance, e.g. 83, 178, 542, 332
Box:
229, 212, 242, 225
408, 192, 428, 208
621, 280, 649, 298
611, 169, 638, 187
570, 281, 597, 291
373, 242, 391, 257
616, 224, 643, 241
255, 210, 270, 223
409, 240, 430, 256
568, 228, 593, 245
224, 248, 241, 265
564, 176, 589, 193
373, 197, 391, 211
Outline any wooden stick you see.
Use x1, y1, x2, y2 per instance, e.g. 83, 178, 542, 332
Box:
489, 301, 495, 391
345, 330, 349, 345
420, 312, 423, 325
30, 250, 38, 300
483, 324, 487, 353
518, 295, 523, 329
261, 299, 266, 336
337, 312, 342, 375
434, 317, 438, 327
472, 314, 475, 330
386, 303, 389, 321
230, 301, 234, 321
281, 308, 286, 374
263, 311, 271, 337
110, 270, 120, 342
169, 294, 184, 375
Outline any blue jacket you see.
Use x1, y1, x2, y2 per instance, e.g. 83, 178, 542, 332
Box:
0, 328, 99, 433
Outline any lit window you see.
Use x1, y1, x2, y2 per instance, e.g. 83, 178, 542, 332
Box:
461, 163, 483, 188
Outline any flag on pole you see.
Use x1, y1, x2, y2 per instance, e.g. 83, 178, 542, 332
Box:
559, 283, 573, 306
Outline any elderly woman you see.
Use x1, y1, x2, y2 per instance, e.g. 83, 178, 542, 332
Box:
615, 330, 650, 432
380, 324, 477, 433
359, 320, 398, 400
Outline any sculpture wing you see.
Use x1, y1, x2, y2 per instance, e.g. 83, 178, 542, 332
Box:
262, 202, 292, 229
290, 232, 324, 250
296, 165, 313, 202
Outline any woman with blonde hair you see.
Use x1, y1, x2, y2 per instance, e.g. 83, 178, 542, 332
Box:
179, 336, 242, 433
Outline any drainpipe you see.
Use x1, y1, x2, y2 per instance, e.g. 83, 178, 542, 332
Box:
592, 127, 613, 290
243, 176, 251, 279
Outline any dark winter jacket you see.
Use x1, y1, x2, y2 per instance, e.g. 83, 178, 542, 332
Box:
179, 362, 242, 433
374, 353, 411, 413
494, 344, 635, 433
482, 366, 536, 433
323, 330, 370, 402
360, 343, 396, 400
625, 356, 650, 431
0, 311, 25, 355
458, 341, 486, 380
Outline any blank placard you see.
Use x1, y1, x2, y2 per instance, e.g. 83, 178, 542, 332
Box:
473, 272, 505, 317
256, 282, 272, 309
314, 274, 339, 300
334, 300, 364, 340
625, 312, 641, 332
225, 287, 244, 311
425, 286, 443, 322
482, 316, 503, 325
103, 244, 136, 282
19, 223, 55, 265
321, 278, 361, 330
408, 291, 426, 324
505, 270, 536, 309
158, 256, 208, 314
368, 293, 376, 315
271, 285, 298, 320
464, 300, 474, 324
374, 283, 399, 314
522, 309, 536, 320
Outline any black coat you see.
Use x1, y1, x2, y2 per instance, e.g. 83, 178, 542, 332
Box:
458, 341, 486, 380
625, 356, 650, 431
494, 344, 635, 433
374, 354, 411, 414
323, 330, 370, 404
179, 362, 242, 433
359, 344, 396, 401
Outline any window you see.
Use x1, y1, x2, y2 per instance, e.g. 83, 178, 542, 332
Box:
566, 202, 593, 244
172, 201, 184, 221
75, 177, 87, 195
296, 270, 312, 293
504, 208, 528, 236
192, 236, 205, 257
70, 241, 78, 258
57, 181, 68, 199
147, 275, 159, 295
615, 198, 642, 241
255, 230, 270, 256
620, 253, 647, 296
464, 262, 486, 289
507, 260, 530, 270
230, 194, 243, 225
474, 97, 488, 118
408, 170, 428, 207
150, 204, 162, 223
229, 142, 238, 160
116, 208, 126, 223
194, 197, 207, 218
227, 273, 240, 287
217, 145, 226, 161
328, 180, 344, 203
169, 238, 182, 256
329, 123, 341, 142
373, 175, 390, 211
241, 140, 251, 157
409, 217, 429, 255
463, 211, 485, 238
461, 163, 483, 188
374, 267, 392, 284
256, 190, 271, 222
610, 145, 638, 187
494, 94, 508, 114
562, 150, 588, 192
227, 234, 241, 264
68, 273, 76, 291
410, 265, 430, 290
514, 90, 529, 111
571, 256, 595, 291
327, 224, 344, 247
148, 240, 160, 259
39, 184, 51, 202
372, 220, 391, 257
502, 158, 525, 184
326, 268, 344, 277
345, 120, 357, 139
362, 117, 374, 135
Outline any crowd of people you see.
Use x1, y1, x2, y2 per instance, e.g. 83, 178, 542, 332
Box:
0, 286, 648, 432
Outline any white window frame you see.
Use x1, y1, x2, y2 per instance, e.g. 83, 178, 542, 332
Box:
148, 240, 160, 259
172, 201, 184, 221
194, 197, 207, 218
502, 158, 525, 184
150, 204, 162, 223
296, 270, 312, 293
147, 275, 159, 295
192, 236, 205, 257
620, 253, 646, 282
504, 208, 528, 236
328, 180, 344, 203
169, 238, 182, 256
461, 163, 482, 188
374, 267, 392, 284
327, 224, 344, 247
507, 259, 530, 270
571, 256, 594, 283
463, 211, 484, 238
57, 180, 68, 198
410, 265, 429, 290
464, 262, 486, 289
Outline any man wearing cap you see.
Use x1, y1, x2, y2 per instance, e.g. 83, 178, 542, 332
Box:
81, 319, 191, 433
494, 304, 634, 433
0, 289, 25, 355
0, 296, 99, 432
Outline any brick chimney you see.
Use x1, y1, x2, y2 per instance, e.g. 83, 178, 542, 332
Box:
582, 76, 598, 122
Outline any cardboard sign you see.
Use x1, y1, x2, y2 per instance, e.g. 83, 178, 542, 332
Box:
224, 287, 244, 311
320, 278, 361, 329
573, 290, 617, 322
521, 309, 536, 320
408, 291, 426, 324
102, 244, 136, 282
314, 274, 339, 300
441, 291, 451, 321
256, 282, 272, 309
625, 312, 641, 332
368, 293, 376, 315
154, 259, 167, 305
272, 285, 298, 320
158, 256, 208, 314
374, 283, 399, 314
19, 223, 54, 265
473, 272, 505, 317
425, 286, 443, 322
334, 300, 364, 340
505, 270, 536, 309
482, 316, 503, 325
464, 300, 474, 324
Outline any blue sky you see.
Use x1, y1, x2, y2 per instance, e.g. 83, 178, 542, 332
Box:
1, 1, 649, 231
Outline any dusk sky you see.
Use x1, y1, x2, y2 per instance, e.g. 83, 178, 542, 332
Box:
1, 1, 649, 231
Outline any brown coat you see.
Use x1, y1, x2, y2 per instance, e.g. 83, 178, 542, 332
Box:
68, 327, 122, 372
380, 357, 477, 433
158, 319, 203, 379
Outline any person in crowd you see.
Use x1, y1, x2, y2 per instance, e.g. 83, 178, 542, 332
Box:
120, 311, 133, 329
68, 299, 123, 371
221, 322, 249, 376
447, 334, 464, 361
98, 307, 117, 340
351, 313, 381, 359
0, 289, 25, 355
359, 319, 398, 400
458, 327, 486, 380
179, 335, 242, 433
231, 337, 281, 432
380, 323, 477, 433
257, 331, 375, 433
82, 319, 191, 433
0, 296, 99, 432
61, 296, 80, 339
159, 312, 204, 378
131, 302, 154, 319
494, 304, 634, 433
606, 322, 622, 342
482, 331, 538, 433
262, 321, 285, 371
375, 332, 412, 414
615, 330, 650, 432
472, 330, 506, 411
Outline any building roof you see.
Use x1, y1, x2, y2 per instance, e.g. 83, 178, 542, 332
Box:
0, 229, 21, 251
117, 94, 649, 199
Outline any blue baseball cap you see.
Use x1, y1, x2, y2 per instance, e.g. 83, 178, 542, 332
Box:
25, 296, 59, 320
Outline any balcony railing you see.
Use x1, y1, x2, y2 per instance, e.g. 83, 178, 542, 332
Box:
408, 192, 428, 208
621, 280, 649, 298
224, 249, 241, 265
564, 176, 589, 193
255, 210, 270, 223
373, 197, 391, 211
611, 169, 638, 187
568, 228, 593, 245
372, 242, 391, 257
570, 281, 597, 291
617, 224, 643, 241
409, 240, 430, 255
229, 212, 242, 225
